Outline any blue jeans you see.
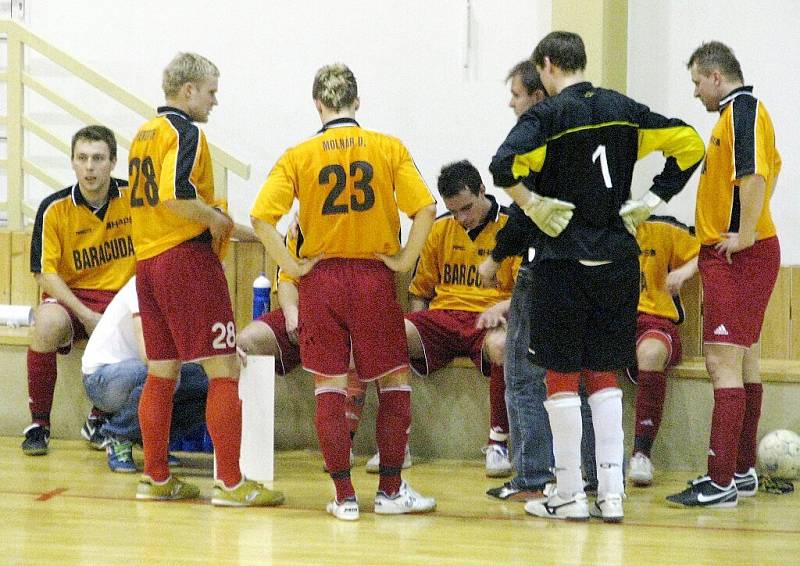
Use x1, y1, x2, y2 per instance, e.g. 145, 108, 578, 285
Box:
505, 265, 596, 489
83, 360, 208, 443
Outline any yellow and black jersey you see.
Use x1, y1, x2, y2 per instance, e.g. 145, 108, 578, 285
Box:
695, 86, 780, 246
490, 82, 705, 262
251, 118, 435, 259
637, 216, 700, 323
30, 178, 135, 291
410, 196, 519, 312
275, 230, 302, 288
128, 106, 217, 260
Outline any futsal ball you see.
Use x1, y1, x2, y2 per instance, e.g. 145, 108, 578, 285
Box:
757, 429, 800, 479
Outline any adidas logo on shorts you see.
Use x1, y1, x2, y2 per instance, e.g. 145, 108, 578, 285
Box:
713, 324, 729, 336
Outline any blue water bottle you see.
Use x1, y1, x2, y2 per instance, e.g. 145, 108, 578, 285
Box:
253, 272, 271, 319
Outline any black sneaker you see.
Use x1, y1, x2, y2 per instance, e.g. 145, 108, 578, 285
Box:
666, 475, 737, 508
625, 365, 639, 385
734, 468, 758, 497
487, 481, 549, 501
81, 416, 110, 450
21, 424, 50, 456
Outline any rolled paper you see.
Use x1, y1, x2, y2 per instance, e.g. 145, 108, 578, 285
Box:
0, 305, 33, 327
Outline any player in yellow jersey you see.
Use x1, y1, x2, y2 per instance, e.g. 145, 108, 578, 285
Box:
23, 125, 135, 456
668, 42, 781, 508
624, 217, 699, 486
128, 52, 282, 507
401, 160, 520, 477
252, 63, 437, 521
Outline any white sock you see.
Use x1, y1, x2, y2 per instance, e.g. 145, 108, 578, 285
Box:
588, 387, 625, 497
544, 394, 584, 497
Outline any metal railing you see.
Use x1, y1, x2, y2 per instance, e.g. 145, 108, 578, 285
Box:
0, 19, 250, 229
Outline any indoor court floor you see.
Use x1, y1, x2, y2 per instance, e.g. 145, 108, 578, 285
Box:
2, 437, 797, 565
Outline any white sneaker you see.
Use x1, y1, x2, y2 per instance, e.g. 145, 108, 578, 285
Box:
374, 481, 436, 515
483, 444, 513, 478
629, 452, 654, 486
589, 493, 624, 523
524, 489, 590, 521
365, 444, 412, 474
326, 496, 359, 521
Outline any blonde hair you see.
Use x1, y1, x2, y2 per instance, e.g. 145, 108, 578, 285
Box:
162, 52, 219, 98
312, 63, 358, 111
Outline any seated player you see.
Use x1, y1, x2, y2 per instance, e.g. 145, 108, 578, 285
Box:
82, 276, 209, 472
401, 159, 519, 477
24, 125, 135, 456
627, 216, 699, 486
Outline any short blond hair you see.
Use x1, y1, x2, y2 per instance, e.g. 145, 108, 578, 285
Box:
162, 52, 219, 98
312, 63, 358, 111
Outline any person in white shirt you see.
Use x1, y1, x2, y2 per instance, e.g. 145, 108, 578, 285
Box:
81, 276, 208, 472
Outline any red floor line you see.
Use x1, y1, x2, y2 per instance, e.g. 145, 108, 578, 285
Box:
35, 487, 68, 501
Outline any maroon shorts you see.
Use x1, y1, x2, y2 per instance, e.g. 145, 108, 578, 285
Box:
256, 309, 300, 376
699, 236, 780, 347
405, 309, 488, 376
136, 241, 236, 361
42, 288, 116, 354
635, 312, 682, 369
298, 258, 408, 381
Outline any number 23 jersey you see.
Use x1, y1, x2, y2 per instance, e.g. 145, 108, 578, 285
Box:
251, 118, 435, 259
128, 106, 216, 260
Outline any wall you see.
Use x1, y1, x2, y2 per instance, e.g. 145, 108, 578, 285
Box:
628, 0, 799, 262
20, 0, 550, 227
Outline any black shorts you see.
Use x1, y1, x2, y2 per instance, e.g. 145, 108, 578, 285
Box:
527, 258, 638, 372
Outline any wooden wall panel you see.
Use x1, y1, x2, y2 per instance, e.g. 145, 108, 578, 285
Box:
760, 267, 792, 359
10, 231, 38, 306
678, 272, 703, 358
233, 242, 266, 329
0, 232, 11, 304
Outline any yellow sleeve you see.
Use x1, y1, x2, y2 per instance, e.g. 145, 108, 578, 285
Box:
392, 142, 435, 218
251, 151, 297, 226
40, 209, 63, 274
408, 226, 440, 300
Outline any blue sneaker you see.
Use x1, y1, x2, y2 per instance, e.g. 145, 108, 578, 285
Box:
106, 439, 137, 473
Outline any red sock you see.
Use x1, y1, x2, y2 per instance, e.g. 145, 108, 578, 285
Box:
376, 388, 411, 495
708, 387, 746, 486
737, 383, 763, 473
27, 349, 58, 426
633, 370, 667, 457
139, 375, 175, 482
315, 389, 354, 501
488, 364, 509, 444
207, 378, 243, 488
346, 370, 367, 440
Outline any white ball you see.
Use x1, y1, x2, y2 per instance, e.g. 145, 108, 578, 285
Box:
757, 429, 800, 479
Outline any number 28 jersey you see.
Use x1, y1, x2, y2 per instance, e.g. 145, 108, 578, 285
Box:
128, 106, 216, 260
251, 118, 435, 259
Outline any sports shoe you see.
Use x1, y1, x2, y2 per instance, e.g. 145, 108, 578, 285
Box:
21, 424, 50, 456
666, 475, 737, 508
524, 489, 590, 521
629, 452, 654, 486
374, 481, 436, 514
136, 475, 200, 501
589, 493, 624, 523
486, 481, 549, 501
365, 444, 413, 473
167, 453, 182, 467
625, 365, 638, 384
734, 468, 758, 497
107, 439, 137, 473
81, 416, 110, 450
211, 478, 284, 507
483, 444, 513, 478
326, 496, 360, 521
323, 449, 355, 473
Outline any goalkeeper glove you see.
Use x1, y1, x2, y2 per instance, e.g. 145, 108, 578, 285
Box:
520, 191, 575, 237
619, 190, 663, 236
